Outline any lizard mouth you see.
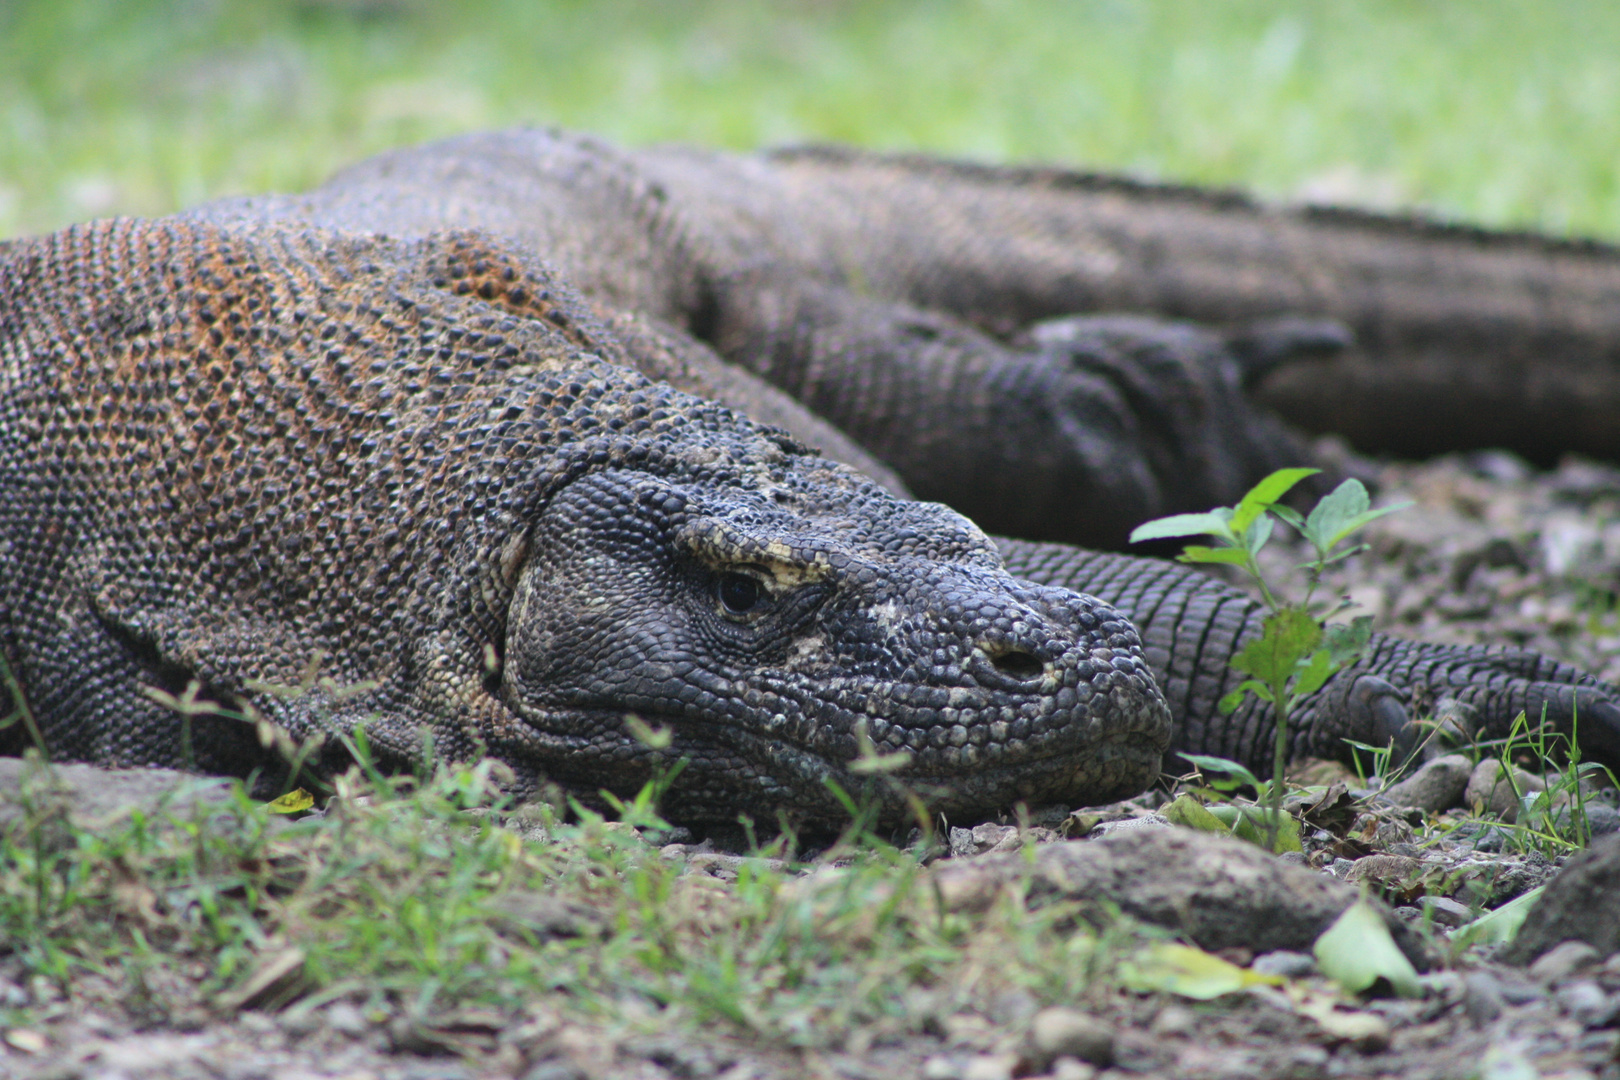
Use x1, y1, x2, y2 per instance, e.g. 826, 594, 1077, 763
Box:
506, 686, 1171, 825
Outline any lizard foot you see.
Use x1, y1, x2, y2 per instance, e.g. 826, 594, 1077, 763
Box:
1301, 645, 1620, 776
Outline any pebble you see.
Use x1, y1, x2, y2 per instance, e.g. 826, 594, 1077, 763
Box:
963, 1054, 1018, 1080
325, 1002, 369, 1037
1085, 814, 1173, 839
1421, 895, 1474, 928
521, 1061, 588, 1080
1496, 976, 1547, 1006
1552, 804, 1620, 838
1251, 950, 1317, 978
1529, 940, 1602, 984
924, 1053, 1019, 1080
1027, 1007, 1115, 1068
1466, 760, 1546, 822
1148, 1005, 1198, 1037
1048, 1059, 1097, 1080
1384, 754, 1474, 812
949, 823, 1022, 858
1463, 970, 1505, 1028
1600, 951, 1620, 990
1556, 980, 1619, 1028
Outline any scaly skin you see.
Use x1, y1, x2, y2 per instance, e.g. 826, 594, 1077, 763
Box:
998, 542, 1620, 776
197, 128, 1620, 546
3, 131, 1619, 821
0, 218, 1169, 825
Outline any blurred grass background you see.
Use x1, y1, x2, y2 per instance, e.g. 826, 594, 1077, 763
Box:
3, 0, 1618, 240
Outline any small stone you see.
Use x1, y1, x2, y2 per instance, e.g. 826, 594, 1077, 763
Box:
1601, 951, 1620, 989
1345, 853, 1422, 888
1049, 1059, 1097, 1080
1529, 940, 1602, 984
1028, 1007, 1115, 1068
1085, 814, 1172, 839
3, 1029, 46, 1055
1466, 759, 1546, 822
1590, 805, 1620, 837
961, 1054, 1018, 1080
1384, 754, 1473, 812
0, 978, 26, 1009
1554, 804, 1620, 838
1392, 905, 1425, 926
1557, 980, 1620, 1028
325, 1002, 369, 1037
950, 823, 1022, 858
1251, 950, 1317, 978
1479, 1037, 1540, 1080
1463, 970, 1505, 1028
1148, 1004, 1197, 1037
1324, 1012, 1392, 1054
1503, 835, 1620, 964
1496, 975, 1547, 1005
922, 1056, 961, 1080
1421, 895, 1474, 928
520, 1060, 587, 1080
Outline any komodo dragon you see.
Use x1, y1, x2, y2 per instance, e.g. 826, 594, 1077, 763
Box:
1, 128, 1617, 826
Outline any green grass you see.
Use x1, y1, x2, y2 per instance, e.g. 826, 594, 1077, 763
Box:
4, 1, 1620, 240
0, 752, 1135, 1056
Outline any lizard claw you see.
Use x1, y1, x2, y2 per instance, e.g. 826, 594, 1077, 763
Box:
1324, 673, 1424, 769
1300, 645, 1620, 777
1544, 685, 1620, 769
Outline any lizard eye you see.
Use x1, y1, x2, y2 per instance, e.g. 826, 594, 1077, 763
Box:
717, 571, 766, 616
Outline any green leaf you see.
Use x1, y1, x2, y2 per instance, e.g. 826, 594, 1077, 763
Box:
624, 713, 673, 750
1326, 503, 1414, 550
1242, 514, 1275, 558
1129, 509, 1235, 545
1302, 478, 1370, 550
1270, 505, 1306, 531
1180, 753, 1263, 792
1229, 467, 1320, 535
265, 788, 315, 815
1119, 942, 1283, 1000
1304, 479, 1412, 552
1324, 616, 1374, 667
1217, 681, 1272, 714
1229, 805, 1304, 853
1450, 885, 1545, 948
1176, 545, 1252, 567
1292, 648, 1337, 699
1313, 897, 1421, 997
1162, 794, 1235, 835
1231, 608, 1322, 685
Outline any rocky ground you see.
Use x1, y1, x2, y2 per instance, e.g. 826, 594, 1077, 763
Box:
2, 449, 1620, 1080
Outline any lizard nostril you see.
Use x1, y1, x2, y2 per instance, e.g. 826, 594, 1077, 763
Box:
988, 646, 1043, 680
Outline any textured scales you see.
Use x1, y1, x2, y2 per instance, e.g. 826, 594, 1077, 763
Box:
3, 129, 1620, 825
212, 129, 1620, 547
0, 217, 1169, 824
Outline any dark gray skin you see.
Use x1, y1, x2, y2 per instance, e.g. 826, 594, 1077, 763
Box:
0, 219, 1168, 826
3, 130, 1619, 825
197, 128, 1620, 547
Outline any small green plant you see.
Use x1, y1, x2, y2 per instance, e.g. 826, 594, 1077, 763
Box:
1130, 468, 1411, 845
1465, 705, 1620, 855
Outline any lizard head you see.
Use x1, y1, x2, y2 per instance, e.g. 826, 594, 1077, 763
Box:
496, 439, 1172, 828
